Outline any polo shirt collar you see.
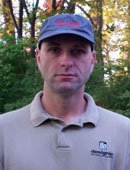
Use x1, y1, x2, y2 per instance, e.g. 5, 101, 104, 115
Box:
81, 93, 99, 126
30, 91, 99, 127
30, 91, 57, 127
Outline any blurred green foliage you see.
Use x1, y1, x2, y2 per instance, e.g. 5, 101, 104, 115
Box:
0, 35, 42, 113
86, 61, 130, 117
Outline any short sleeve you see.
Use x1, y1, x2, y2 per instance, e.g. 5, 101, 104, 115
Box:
0, 160, 3, 170
125, 123, 130, 170
0, 117, 4, 170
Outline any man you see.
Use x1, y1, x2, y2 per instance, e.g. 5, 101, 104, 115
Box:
0, 13, 130, 170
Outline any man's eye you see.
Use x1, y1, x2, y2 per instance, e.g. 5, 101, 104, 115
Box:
72, 49, 85, 56
48, 47, 60, 53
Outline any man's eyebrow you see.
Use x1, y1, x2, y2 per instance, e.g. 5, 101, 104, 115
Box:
44, 40, 89, 48
72, 43, 88, 48
45, 41, 60, 46
73, 44, 86, 47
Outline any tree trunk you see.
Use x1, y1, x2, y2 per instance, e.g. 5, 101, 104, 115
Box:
128, 0, 130, 72
52, 0, 57, 11
18, 0, 23, 38
23, 0, 39, 57
67, 1, 76, 13
6, 0, 23, 38
95, 0, 104, 82
95, 0, 103, 63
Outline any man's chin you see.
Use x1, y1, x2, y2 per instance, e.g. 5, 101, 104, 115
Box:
53, 84, 82, 95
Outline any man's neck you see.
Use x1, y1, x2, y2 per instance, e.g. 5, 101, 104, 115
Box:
41, 89, 87, 123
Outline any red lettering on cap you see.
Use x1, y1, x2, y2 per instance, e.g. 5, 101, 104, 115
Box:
54, 20, 65, 26
54, 19, 80, 28
66, 21, 80, 28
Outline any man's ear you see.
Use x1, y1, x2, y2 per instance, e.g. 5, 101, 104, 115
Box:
90, 51, 96, 73
35, 48, 41, 71
35, 48, 40, 63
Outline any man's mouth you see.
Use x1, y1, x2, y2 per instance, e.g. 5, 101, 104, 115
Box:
56, 73, 76, 77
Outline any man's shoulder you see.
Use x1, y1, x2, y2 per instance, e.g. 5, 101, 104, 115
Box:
0, 104, 31, 125
97, 106, 130, 127
85, 93, 130, 124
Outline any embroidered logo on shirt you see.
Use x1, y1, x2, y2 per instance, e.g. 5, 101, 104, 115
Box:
99, 141, 107, 150
90, 141, 113, 158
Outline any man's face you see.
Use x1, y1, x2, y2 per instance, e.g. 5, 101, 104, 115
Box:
36, 35, 96, 95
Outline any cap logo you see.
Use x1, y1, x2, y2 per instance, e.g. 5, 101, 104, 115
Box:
54, 19, 80, 28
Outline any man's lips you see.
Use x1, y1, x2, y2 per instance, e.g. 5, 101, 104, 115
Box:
56, 73, 76, 77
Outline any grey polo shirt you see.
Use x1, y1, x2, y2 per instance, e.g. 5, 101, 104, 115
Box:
0, 91, 130, 170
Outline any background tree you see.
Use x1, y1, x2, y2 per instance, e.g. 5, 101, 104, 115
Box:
23, 0, 40, 56
6, 0, 23, 38
1, 0, 15, 36
1, 0, 40, 57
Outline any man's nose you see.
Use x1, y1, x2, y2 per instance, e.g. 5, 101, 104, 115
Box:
60, 52, 73, 68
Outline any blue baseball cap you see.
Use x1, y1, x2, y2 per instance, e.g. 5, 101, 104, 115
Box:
38, 13, 95, 48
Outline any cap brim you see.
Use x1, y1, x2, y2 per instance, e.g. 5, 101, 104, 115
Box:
38, 30, 95, 48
